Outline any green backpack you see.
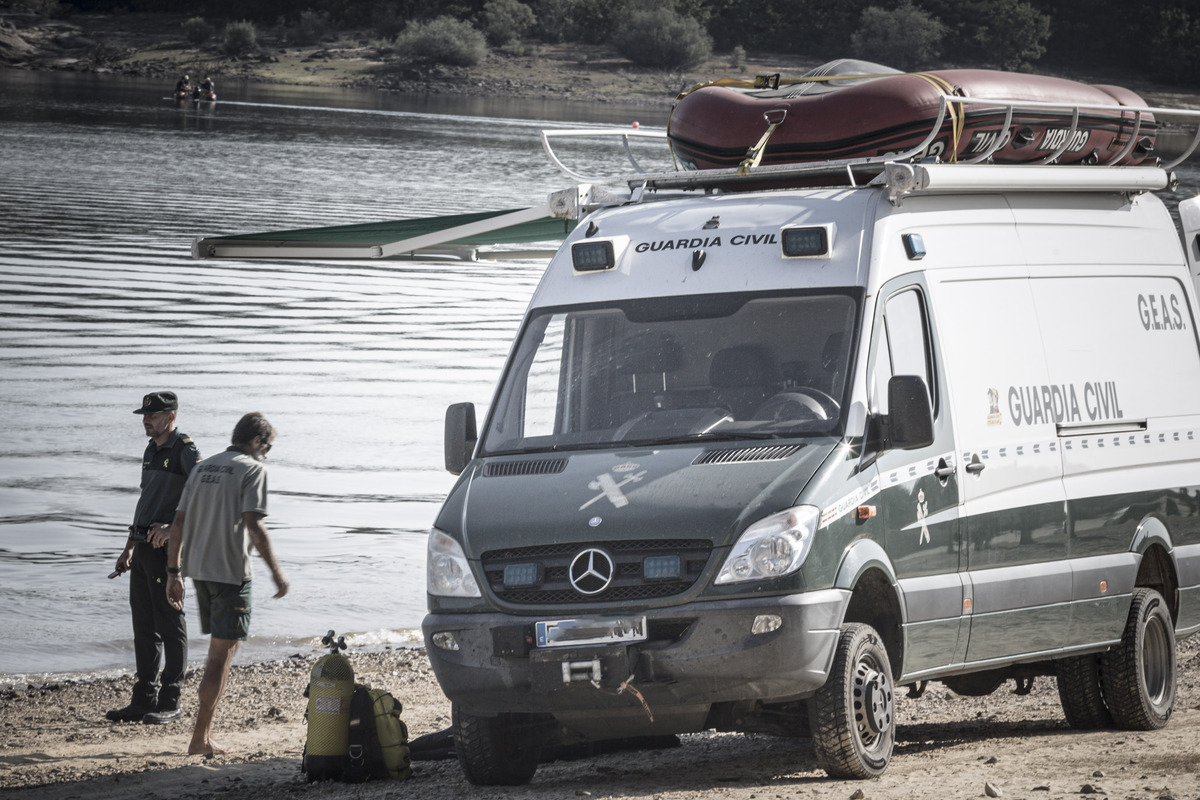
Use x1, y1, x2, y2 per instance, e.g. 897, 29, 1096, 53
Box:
344, 684, 412, 782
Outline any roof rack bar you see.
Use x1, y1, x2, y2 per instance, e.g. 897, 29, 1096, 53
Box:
1041, 105, 1081, 164
1167, 123, 1200, 170
541, 129, 668, 183
1105, 110, 1146, 165
884, 163, 1172, 204
960, 104, 1016, 164
940, 96, 1200, 169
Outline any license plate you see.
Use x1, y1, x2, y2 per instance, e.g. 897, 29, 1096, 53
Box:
535, 615, 647, 648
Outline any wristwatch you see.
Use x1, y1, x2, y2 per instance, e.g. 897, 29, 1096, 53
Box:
167, 566, 181, 575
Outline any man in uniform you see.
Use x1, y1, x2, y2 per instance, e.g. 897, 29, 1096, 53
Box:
107, 391, 201, 724
166, 412, 288, 755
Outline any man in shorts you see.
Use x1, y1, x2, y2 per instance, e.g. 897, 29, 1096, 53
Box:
166, 412, 288, 756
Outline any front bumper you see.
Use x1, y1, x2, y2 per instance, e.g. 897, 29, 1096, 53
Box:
422, 590, 849, 733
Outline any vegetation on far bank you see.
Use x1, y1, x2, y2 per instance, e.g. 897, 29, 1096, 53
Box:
9, 0, 1200, 87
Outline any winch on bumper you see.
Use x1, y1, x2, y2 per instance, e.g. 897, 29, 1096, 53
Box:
422, 589, 850, 722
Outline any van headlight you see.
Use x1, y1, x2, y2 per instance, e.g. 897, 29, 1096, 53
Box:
427, 529, 481, 598
715, 506, 819, 585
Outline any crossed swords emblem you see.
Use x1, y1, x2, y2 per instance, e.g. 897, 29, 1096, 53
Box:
580, 469, 647, 510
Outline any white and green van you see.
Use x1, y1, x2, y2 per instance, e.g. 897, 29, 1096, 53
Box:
423, 146, 1200, 783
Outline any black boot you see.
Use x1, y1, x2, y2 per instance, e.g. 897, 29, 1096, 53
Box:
142, 696, 182, 725
106, 701, 155, 722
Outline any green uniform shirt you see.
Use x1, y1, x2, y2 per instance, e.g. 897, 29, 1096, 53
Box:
134, 430, 201, 527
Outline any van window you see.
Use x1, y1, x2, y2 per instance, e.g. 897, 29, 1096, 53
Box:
481, 292, 860, 454
873, 288, 935, 415
522, 315, 567, 437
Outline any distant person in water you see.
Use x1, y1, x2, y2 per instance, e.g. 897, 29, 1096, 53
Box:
199, 76, 215, 99
166, 412, 288, 756
106, 391, 201, 726
175, 74, 191, 95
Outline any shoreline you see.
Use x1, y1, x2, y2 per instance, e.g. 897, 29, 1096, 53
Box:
0, 627, 427, 693
1, 636, 1197, 799
5, 10, 1200, 112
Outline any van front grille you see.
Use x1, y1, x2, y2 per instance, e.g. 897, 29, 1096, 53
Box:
483, 458, 569, 477
481, 539, 713, 605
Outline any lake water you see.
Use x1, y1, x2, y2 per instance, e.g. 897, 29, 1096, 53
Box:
2, 69, 1198, 685
0, 69, 669, 683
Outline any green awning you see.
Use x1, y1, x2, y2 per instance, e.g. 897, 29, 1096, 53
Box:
192, 206, 575, 261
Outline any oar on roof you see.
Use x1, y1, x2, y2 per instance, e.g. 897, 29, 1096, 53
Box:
192, 129, 669, 262
192, 204, 575, 262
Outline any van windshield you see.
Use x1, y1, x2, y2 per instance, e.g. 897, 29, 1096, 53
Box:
481, 291, 859, 455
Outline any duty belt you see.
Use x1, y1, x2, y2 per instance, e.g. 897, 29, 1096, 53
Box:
129, 525, 153, 542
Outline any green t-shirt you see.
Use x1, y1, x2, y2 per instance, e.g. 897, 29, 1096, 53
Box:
177, 446, 268, 585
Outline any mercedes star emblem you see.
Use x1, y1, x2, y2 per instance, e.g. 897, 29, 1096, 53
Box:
569, 548, 615, 595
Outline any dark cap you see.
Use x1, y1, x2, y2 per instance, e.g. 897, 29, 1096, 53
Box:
134, 391, 178, 414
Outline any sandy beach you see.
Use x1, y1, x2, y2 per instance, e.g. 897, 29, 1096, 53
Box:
2, 635, 1198, 799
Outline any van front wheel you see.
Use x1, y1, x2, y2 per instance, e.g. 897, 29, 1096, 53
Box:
453, 706, 542, 785
810, 623, 895, 778
1101, 587, 1176, 730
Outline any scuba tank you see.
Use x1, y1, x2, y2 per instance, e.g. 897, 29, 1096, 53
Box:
302, 631, 355, 782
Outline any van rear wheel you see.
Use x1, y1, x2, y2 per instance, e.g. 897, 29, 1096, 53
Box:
1055, 653, 1113, 729
810, 623, 895, 778
453, 705, 542, 785
1101, 587, 1175, 730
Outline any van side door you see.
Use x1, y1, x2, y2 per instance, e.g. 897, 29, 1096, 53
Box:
926, 274, 1070, 663
868, 280, 964, 676
1031, 272, 1200, 645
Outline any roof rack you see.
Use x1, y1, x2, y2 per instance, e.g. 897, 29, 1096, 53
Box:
192, 97, 1200, 263
541, 96, 1200, 198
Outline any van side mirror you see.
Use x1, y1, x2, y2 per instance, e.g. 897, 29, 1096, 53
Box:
887, 375, 934, 450
444, 403, 477, 475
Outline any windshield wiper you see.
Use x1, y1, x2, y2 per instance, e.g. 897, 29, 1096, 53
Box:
483, 440, 625, 457
616, 430, 785, 447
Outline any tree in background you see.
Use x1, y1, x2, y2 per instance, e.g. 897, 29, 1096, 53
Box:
394, 16, 488, 66
182, 17, 215, 46
530, 0, 576, 42
221, 19, 257, 57
293, 8, 332, 44
1133, 0, 1200, 83
912, 0, 1047, 70
612, 0, 713, 69
370, 2, 407, 40
849, 1, 946, 71
39, 0, 1200, 87
479, 0, 537, 46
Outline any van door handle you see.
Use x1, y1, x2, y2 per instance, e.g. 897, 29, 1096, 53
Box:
965, 456, 985, 475
934, 459, 955, 480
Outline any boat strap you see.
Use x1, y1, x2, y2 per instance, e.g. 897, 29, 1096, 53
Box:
911, 73, 964, 163
676, 71, 913, 100
738, 108, 787, 175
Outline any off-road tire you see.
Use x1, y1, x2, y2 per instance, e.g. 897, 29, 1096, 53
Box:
810, 622, 895, 778
1055, 653, 1113, 729
452, 705, 542, 785
1101, 587, 1175, 730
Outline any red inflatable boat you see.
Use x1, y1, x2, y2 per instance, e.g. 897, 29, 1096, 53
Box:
667, 60, 1156, 172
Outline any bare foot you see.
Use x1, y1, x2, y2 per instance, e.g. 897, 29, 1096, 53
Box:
188, 739, 232, 756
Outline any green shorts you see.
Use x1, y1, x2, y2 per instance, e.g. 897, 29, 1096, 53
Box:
193, 580, 252, 641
